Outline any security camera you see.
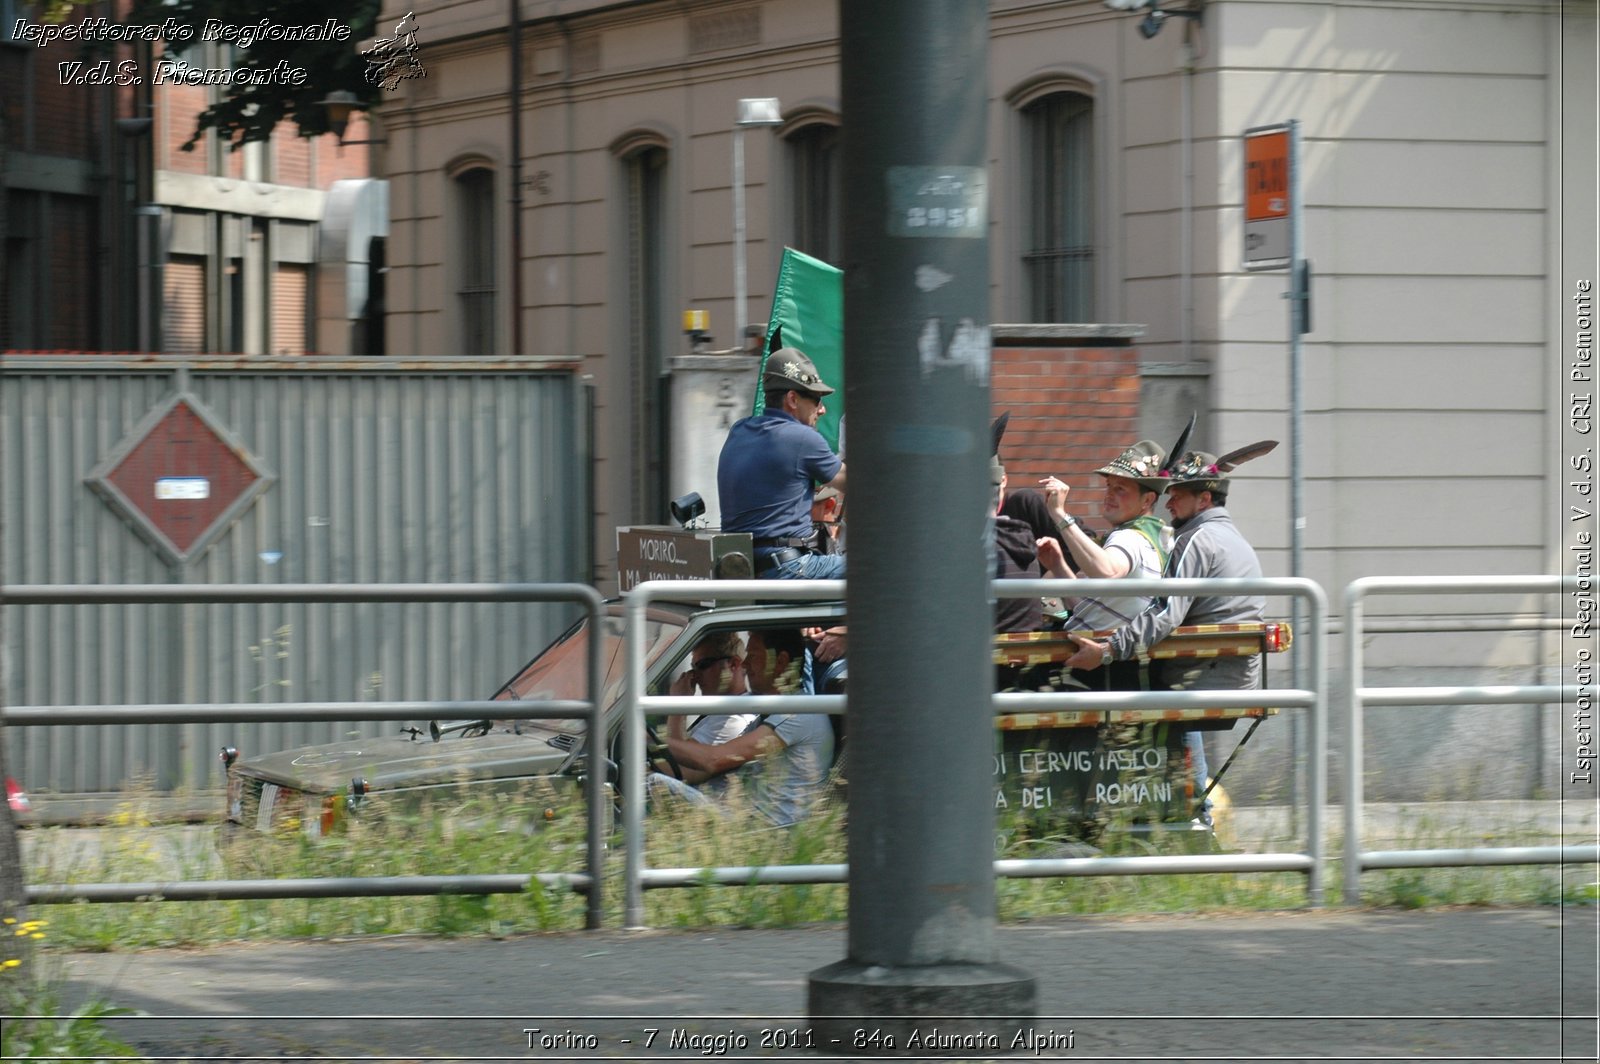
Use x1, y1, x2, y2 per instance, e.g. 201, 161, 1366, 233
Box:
1138, 10, 1168, 37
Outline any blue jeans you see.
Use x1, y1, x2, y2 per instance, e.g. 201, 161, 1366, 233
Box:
1185, 730, 1211, 824
762, 551, 846, 580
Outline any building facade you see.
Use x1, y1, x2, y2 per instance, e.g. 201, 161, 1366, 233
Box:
372, 0, 1595, 800
1, 0, 377, 357
376, 0, 1591, 615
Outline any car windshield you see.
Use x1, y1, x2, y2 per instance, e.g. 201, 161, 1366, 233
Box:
489, 608, 684, 737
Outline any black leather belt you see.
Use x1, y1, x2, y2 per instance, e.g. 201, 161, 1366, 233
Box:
753, 535, 815, 549
757, 547, 806, 573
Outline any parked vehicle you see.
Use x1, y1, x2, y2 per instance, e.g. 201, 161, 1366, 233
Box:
220, 599, 844, 840
219, 595, 1287, 844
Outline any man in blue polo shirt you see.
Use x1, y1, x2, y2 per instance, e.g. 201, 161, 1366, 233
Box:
718, 348, 847, 579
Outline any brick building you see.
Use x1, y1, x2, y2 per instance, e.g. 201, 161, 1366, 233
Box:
1, 1, 376, 355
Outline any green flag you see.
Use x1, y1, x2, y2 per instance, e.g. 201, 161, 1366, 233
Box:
753, 247, 844, 452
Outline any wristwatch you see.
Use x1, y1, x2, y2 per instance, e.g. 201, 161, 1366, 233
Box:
1100, 647, 1114, 667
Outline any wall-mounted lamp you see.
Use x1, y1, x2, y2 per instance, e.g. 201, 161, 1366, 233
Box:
317, 90, 388, 146
1103, 0, 1202, 39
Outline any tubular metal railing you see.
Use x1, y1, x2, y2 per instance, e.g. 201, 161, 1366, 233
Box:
620, 575, 1328, 928
1341, 575, 1597, 901
5, 583, 608, 930
8, 574, 1592, 929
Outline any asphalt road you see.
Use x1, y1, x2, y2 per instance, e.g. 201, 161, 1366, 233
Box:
47, 905, 1600, 1063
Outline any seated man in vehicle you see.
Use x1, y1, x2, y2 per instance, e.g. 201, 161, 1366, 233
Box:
665, 631, 757, 747
664, 627, 835, 827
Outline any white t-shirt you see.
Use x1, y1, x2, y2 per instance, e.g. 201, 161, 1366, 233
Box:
740, 713, 835, 827
687, 711, 758, 746
1065, 522, 1167, 633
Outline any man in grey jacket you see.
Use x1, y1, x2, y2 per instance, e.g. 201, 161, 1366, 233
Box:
1064, 447, 1268, 822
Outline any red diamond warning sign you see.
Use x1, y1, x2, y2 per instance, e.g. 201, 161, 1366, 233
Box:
87, 393, 274, 565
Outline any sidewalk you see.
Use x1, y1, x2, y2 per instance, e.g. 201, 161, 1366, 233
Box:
50, 905, 1599, 1062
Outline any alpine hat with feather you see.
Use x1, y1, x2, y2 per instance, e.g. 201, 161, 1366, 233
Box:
1162, 440, 1279, 494
1095, 440, 1167, 491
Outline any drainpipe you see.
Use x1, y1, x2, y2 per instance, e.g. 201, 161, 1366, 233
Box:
1180, 26, 1196, 359
558, 18, 578, 361
508, 0, 524, 357
133, 37, 158, 352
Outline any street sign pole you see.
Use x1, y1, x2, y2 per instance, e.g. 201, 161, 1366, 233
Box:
1244, 120, 1308, 826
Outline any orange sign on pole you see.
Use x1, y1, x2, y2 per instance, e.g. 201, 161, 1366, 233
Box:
1243, 124, 1292, 270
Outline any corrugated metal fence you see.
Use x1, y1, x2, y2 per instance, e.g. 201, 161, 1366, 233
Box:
1, 355, 591, 793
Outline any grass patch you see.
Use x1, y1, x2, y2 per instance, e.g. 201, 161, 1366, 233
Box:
19, 790, 1590, 951
1333, 807, 1592, 908
25, 786, 595, 949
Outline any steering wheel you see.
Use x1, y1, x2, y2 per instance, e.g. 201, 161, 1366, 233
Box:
646, 721, 684, 781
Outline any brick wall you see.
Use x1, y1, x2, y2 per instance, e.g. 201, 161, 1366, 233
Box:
274, 123, 312, 186
991, 327, 1142, 529
313, 128, 373, 185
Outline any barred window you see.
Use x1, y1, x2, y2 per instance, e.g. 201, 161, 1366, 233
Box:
623, 145, 668, 520
1022, 91, 1094, 323
455, 167, 496, 354
789, 122, 839, 265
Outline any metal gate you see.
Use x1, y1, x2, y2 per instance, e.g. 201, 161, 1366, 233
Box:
1, 355, 591, 793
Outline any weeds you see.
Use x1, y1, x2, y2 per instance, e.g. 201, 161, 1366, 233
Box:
18, 790, 1589, 952
0, 918, 147, 1061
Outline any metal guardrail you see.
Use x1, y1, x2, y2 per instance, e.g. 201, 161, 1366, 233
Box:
1340, 575, 1598, 901
10, 574, 1591, 928
5, 583, 609, 930
620, 575, 1329, 928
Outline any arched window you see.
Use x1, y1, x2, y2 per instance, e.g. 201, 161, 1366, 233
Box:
1021, 91, 1095, 322
622, 144, 669, 520
453, 166, 497, 354
787, 121, 840, 264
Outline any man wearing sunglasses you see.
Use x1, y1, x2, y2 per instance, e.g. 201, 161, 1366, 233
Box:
717, 348, 847, 580
665, 628, 835, 827
665, 631, 757, 747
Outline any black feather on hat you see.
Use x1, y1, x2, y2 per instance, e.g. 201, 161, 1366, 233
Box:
1158, 412, 1197, 478
990, 413, 1010, 486
990, 412, 1010, 458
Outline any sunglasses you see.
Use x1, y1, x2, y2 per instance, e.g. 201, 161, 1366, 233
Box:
692, 655, 733, 673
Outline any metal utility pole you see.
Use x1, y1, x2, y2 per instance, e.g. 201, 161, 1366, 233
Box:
808, 0, 1036, 1043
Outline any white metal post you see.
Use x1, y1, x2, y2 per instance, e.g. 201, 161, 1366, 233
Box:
732, 123, 747, 340
732, 98, 782, 341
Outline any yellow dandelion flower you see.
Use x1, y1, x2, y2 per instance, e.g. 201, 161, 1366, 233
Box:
1, 918, 14, 925
1, 958, 19, 968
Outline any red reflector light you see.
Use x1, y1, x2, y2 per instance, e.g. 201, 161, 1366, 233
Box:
1265, 623, 1293, 653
